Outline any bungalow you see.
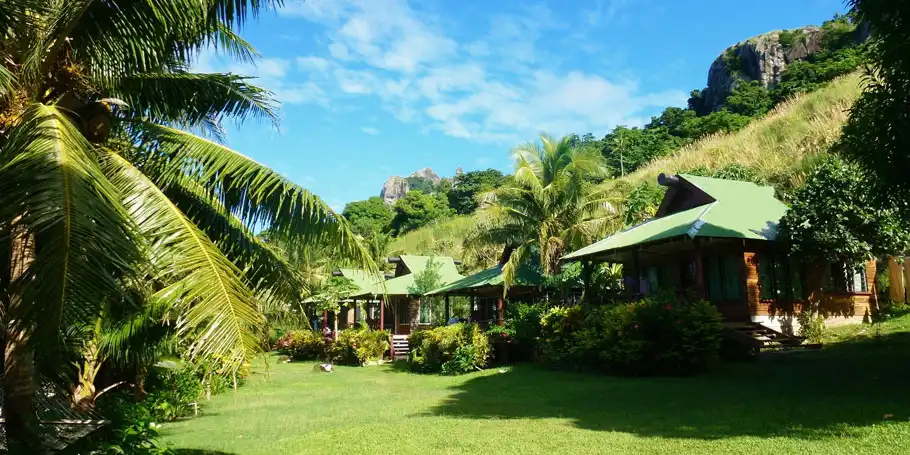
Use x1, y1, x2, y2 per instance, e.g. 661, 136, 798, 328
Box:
329, 255, 464, 335
563, 173, 876, 334
426, 255, 547, 327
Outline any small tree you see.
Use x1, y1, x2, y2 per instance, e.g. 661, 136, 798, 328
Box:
779, 156, 907, 264
778, 156, 909, 301
315, 277, 361, 338
408, 258, 444, 326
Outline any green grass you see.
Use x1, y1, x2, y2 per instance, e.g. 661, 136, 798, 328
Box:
162, 313, 910, 455
387, 215, 500, 273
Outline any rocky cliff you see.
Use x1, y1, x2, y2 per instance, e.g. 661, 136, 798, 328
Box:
380, 176, 409, 205
411, 167, 441, 184
702, 20, 867, 112
380, 168, 443, 204
702, 26, 826, 111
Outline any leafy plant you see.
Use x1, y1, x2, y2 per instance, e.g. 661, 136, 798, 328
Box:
537, 295, 723, 375
778, 28, 805, 49
274, 330, 324, 361
409, 323, 490, 374
797, 305, 827, 343
778, 155, 908, 266
331, 325, 390, 365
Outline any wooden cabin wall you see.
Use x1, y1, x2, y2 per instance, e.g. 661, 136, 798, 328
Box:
746, 250, 875, 332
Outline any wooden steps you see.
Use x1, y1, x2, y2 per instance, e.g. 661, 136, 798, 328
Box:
390, 334, 410, 360
723, 322, 821, 352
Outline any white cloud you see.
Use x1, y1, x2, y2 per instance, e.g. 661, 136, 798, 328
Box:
297, 56, 330, 72
361, 126, 379, 135
255, 58, 291, 78
328, 43, 350, 60
269, 0, 684, 142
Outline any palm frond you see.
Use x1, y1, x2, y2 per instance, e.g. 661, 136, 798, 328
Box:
163, 176, 307, 304
133, 122, 379, 277
101, 149, 264, 369
0, 103, 142, 338
211, 22, 260, 63
115, 71, 277, 126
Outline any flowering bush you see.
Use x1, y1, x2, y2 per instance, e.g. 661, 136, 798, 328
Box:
409, 323, 490, 375
274, 330, 323, 361
538, 305, 585, 364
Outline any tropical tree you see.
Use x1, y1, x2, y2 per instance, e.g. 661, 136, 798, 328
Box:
466, 134, 619, 288
314, 277, 361, 338
0, 0, 374, 450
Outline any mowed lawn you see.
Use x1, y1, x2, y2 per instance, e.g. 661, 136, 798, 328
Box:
161, 316, 910, 455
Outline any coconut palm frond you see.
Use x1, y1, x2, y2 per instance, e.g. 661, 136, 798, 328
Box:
101, 150, 263, 370
0, 103, 142, 336
134, 122, 378, 276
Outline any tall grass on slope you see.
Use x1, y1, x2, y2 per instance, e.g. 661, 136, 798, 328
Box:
388, 216, 500, 272
621, 73, 863, 192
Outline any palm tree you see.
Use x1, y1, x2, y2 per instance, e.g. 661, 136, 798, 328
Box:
466, 134, 619, 288
0, 1, 375, 450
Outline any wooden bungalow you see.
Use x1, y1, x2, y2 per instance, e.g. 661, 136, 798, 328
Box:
426, 258, 547, 327
330, 255, 464, 335
563, 173, 876, 335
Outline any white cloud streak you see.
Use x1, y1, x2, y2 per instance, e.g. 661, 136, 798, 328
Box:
268, 0, 686, 142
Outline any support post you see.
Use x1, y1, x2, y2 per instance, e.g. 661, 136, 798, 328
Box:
694, 240, 705, 299
470, 294, 476, 322
445, 295, 450, 322
379, 298, 385, 332
582, 260, 593, 304
497, 297, 504, 326
322, 310, 328, 331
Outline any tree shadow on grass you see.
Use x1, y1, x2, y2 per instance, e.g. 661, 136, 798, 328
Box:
425, 331, 910, 440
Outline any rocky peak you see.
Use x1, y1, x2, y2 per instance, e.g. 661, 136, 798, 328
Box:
410, 167, 441, 183
380, 176, 409, 205
702, 26, 826, 111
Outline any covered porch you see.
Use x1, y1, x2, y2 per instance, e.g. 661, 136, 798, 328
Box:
426, 262, 547, 328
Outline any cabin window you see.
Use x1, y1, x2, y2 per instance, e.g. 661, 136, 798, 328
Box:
644, 266, 660, 294
705, 254, 742, 301
851, 264, 868, 293
828, 263, 868, 293
354, 305, 362, 322
367, 303, 379, 320
757, 253, 806, 301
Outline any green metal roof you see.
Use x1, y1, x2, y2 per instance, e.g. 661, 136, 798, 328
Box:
335, 268, 382, 297
563, 175, 788, 261
426, 262, 545, 296
381, 255, 464, 296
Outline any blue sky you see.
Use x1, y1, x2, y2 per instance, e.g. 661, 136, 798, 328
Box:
198, 0, 848, 211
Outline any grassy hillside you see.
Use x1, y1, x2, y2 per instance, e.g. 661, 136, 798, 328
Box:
618, 73, 863, 192
387, 216, 500, 272
389, 74, 864, 267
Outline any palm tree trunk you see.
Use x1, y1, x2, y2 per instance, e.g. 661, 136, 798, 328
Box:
72, 338, 102, 412
3, 224, 42, 453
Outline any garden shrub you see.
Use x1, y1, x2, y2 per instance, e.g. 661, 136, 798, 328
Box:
409, 323, 490, 375
274, 330, 323, 361
537, 305, 585, 364
331, 325, 390, 365
510, 302, 546, 359
797, 309, 826, 343
536, 295, 723, 375
597, 297, 723, 375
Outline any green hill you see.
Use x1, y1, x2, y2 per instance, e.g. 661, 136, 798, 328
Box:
618, 73, 862, 191
388, 74, 864, 270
